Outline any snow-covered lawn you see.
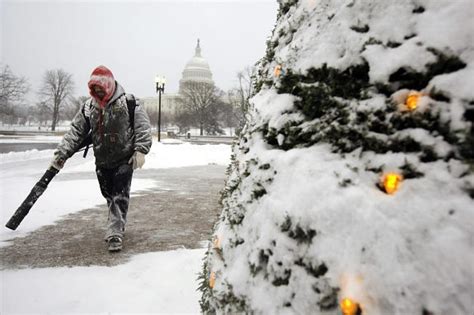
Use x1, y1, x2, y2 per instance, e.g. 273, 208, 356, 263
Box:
2, 248, 206, 314
0, 134, 63, 143
0, 139, 231, 314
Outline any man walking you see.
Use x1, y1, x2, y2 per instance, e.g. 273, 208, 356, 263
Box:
51, 65, 152, 252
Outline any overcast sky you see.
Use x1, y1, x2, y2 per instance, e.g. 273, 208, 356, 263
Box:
1, 0, 278, 102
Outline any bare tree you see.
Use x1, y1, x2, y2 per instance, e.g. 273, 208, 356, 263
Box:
14, 104, 32, 126
174, 107, 194, 135
203, 99, 226, 135
179, 82, 223, 135
34, 101, 51, 128
221, 95, 239, 136
0, 65, 30, 122
63, 95, 88, 121
145, 107, 158, 128
38, 69, 74, 131
228, 66, 256, 135
145, 106, 173, 132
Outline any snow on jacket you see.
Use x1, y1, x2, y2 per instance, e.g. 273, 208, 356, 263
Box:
54, 82, 152, 169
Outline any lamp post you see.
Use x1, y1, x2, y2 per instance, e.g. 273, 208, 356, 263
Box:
155, 76, 166, 142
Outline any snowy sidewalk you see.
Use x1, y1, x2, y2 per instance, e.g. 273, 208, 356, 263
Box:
0, 141, 231, 313
1, 165, 225, 268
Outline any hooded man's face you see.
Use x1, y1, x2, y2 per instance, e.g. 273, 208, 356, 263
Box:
92, 85, 106, 100
88, 65, 116, 107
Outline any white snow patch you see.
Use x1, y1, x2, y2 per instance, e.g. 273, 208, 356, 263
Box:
1, 248, 205, 314
362, 40, 436, 83
143, 141, 231, 170
429, 65, 474, 102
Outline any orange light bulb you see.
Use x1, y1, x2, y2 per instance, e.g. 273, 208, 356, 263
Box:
209, 272, 216, 289
274, 65, 282, 77
340, 298, 359, 315
405, 91, 421, 111
382, 173, 403, 194
213, 236, 221, 249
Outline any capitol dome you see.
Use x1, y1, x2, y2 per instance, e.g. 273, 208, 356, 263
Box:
179, 39, 214, 91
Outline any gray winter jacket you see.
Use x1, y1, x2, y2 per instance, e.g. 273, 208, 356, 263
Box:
54, 83, 152, 169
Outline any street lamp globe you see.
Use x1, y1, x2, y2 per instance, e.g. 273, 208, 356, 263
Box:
154, 75, 166, 142
155, 76, 166, 92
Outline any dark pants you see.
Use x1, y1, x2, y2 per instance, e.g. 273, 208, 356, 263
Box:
96, 163, 133, 241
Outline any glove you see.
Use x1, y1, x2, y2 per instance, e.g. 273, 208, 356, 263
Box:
128, 151, 146, 170
50, 154, 66, 171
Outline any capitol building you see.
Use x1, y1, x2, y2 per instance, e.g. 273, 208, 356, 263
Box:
142, 39, 215, 128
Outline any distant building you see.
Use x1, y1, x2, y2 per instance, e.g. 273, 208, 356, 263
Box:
179, 39, 214, 92
143, 39, 215, 121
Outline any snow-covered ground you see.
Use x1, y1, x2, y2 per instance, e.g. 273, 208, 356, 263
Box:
2, 248, 206, 314
0, 124, 71, 132
0, 124, 238, 136
0, 138, 231, 314
0, 135, 63, 143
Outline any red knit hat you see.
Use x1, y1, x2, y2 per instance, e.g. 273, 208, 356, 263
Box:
88, 65, 116, 107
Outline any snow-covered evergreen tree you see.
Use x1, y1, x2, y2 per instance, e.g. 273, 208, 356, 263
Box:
200, 0, 473, 314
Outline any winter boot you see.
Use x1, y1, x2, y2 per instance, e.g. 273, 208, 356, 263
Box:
108, 236, 123, 252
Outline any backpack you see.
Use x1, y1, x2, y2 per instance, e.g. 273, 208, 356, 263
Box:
78, 94, 137, 158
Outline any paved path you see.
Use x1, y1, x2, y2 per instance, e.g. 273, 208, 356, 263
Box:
0, 165, 226, 269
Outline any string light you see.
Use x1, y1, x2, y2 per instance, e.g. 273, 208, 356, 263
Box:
212, 234, 225, 261
381, 173, 403, 195
392, 89, 427, 112
405, 91, 422, 111
212, 235, 221, 250
209, 272, 216, 289
340, 298, 360, 315
274, 64, 283, 77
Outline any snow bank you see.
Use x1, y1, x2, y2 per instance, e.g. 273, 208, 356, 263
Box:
1, 248, 205, 314
0, 135, 63, 143
61, 141, 232, 173
144, 142, 232, 169
0, 140, 231, 173
0, 149, 55, 164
